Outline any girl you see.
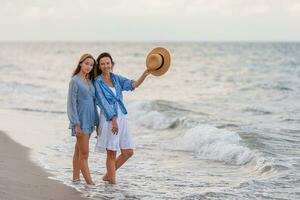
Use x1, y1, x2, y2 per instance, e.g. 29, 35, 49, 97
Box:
67, 53, 99, 185
94, 52, 149, 184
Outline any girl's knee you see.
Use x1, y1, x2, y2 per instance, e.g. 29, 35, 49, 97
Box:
80, 151, 89, 160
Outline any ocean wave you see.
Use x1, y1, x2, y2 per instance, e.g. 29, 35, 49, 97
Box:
256, 82, 294, 92
127, 100, 189, 130
171, 124, 262, 166
0, 82, 63, 112
0, 81, 53, 96
242, 107, 272, 115
13, 107, 65, 114
136, 110, 180, 129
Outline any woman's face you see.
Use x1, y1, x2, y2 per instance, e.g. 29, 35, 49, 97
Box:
80, 57, 94, 75
99, 57, 112, 74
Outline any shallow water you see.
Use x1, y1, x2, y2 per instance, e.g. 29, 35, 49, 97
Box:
0, 42, 300, 199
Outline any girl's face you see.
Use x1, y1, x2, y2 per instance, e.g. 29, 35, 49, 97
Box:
99, 57, 112, 74
80, 58, 94, 75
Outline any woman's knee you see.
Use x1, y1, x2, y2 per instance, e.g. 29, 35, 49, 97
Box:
107, 150, 117, 160
123, 149, 134, 158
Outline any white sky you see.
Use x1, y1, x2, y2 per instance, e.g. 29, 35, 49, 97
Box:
1, 0, 300, 41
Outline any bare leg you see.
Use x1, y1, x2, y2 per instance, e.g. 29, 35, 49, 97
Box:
106, 150, 117, 184
116, 149, 134, 169
78, 134, 94, 185
72, 142, 80, 181
103, 149, 134, 181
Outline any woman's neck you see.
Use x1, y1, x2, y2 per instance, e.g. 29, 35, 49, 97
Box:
101, 72, 114, 87
101, 72, 110, 80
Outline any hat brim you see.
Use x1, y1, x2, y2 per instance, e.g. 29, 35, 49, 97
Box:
146, 47, 171, 76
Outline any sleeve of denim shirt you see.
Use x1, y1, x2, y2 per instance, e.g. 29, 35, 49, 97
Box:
117, 74, 135, 91
94, 80, 117, 121
67, 79, 80, 126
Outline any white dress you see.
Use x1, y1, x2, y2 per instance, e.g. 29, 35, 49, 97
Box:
95, 87, 135, 153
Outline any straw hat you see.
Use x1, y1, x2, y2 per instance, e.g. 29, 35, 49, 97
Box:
146, 47, 171, 76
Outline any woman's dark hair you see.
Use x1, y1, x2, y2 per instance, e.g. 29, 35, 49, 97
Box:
72, 54, 96, 80
94, 52, 115, 79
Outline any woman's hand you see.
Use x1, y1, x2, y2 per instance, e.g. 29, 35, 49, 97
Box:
75, 125, 83, 137
111, 117, 118, 135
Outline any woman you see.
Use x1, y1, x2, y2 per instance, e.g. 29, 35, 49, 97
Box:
94, 52, 149, 184
67, 53, 99, 185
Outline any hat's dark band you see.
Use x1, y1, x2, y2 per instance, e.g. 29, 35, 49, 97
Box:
155, 53, 164, 71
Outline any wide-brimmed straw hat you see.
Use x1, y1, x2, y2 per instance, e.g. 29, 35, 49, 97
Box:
146, 47, 171, 76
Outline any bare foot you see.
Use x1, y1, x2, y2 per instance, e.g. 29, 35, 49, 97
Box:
102, 174, 109, 181
87, 181, 95, 185
72, 178, 80, 183
102, 174, 116, 184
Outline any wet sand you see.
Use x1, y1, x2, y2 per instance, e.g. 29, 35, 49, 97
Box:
0, 131, 87, 200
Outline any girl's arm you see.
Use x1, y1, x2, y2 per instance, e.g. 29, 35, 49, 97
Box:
67, 79, 80, 127
132, 69, 150, 89
67, 79, 83, 135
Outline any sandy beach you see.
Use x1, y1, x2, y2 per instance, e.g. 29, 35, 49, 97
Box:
0, 131, 87, 200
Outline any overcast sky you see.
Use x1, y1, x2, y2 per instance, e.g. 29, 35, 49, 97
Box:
1, 0, 300, 41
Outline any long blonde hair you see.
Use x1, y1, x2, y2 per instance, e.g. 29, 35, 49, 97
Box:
72, 53, 96, 80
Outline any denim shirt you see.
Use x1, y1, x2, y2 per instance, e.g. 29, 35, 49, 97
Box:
94, 72, 134, 121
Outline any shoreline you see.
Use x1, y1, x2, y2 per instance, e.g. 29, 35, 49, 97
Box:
0, 130, 87, 200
